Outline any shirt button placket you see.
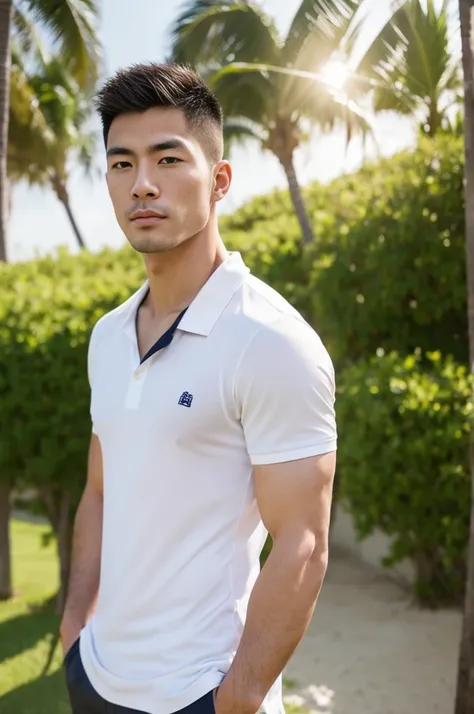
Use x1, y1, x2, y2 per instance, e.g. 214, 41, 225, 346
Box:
126, 364, 147, 410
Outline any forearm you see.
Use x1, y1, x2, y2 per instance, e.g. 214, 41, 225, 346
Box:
60, 487, 103, 646
219, 535, 327, 713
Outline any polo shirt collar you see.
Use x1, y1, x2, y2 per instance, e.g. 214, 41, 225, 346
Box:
122, 252, 250, 341
123, 281, 149, 343
179, 252, 250, 336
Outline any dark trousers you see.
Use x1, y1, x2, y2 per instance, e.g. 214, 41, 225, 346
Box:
64, 639, 216, 714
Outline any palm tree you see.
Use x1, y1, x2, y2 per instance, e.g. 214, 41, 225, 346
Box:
13, 0, 100, 89
0, 0, 13, 601
9, 51, 96, 250
347, 0, 462, 137
455, 4, 474, 712
171, 0, 370, 245
0, 0, 100, 604
0, 0, 13, 267
0, 0, 101, 262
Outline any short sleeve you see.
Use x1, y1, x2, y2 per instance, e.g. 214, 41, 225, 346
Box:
235, 314, 337, 465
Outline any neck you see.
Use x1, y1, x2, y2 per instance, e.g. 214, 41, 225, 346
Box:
142, 225, 228, 320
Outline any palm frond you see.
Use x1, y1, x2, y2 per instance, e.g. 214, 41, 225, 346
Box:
291, 76, 373, 142
76, 132, 98, 177
345, 0, 409, 74
8, 63, 54, 182
11, 3, 47, 64
372, 69, 418, 114
348, 0, 456, 133
441, 54, 462, 93
16, 0, 102, 88
282, 0, 360, 69
210, 63, 273, 125
9, 60, 53, 143
170, 0, 280, 68
214, 61, 373, 145
9, 51, 95, 185
223, 117, 266, 157
402, 0, 450, 97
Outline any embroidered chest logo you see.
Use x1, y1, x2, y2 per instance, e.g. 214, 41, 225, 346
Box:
178, 392, 193, 408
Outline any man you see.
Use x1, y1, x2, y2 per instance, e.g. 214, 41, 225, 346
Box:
60, 62, 337, 714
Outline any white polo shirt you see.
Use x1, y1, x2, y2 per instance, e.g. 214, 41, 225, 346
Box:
79, 252, 337, 714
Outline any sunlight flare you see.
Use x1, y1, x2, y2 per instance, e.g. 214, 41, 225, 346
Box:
320, 59, 350, 90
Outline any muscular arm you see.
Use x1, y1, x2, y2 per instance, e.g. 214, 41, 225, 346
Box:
216, 452, 336, 714
60, 433, 103, 655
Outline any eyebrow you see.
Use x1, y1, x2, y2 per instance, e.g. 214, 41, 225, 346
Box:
106, 139, 189, 159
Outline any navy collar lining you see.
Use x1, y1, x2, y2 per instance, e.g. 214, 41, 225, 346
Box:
139, 307, 188, 365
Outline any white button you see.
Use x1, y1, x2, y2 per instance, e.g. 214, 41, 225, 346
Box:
134, 371, 141, 380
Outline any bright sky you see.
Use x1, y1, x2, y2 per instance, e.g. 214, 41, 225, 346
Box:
8, 0, 418, 262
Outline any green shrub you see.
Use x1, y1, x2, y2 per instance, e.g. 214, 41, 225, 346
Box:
0, 246, 145, 492
226, 135, 467, 366
336, 350, 472, 607
0, 246, 145, 601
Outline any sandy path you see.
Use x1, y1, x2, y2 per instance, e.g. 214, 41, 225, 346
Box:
283, 545, 462, 714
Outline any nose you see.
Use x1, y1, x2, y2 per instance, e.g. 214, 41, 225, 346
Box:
130, 166, 160, 200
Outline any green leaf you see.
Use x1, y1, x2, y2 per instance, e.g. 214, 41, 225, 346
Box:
170, 0, 280, 67
16, 0, 102, 88
210, 63, 274, 125
282, 0, 360, 69
217, 62, 373, 143
349, 0, 461, 134
9, 54, 95, 186
222, 117, 266, 157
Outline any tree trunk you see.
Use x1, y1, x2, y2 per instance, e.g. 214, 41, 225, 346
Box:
455, 1, 474, 712
0, 479, 11, 600
43, 488, 73, 614
52, 175, 86, 250
427, 100, 442, 137
280, 156, 315, 246
0, 0, 13, 262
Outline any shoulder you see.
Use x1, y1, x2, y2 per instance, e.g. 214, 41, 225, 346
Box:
230, 276, 335, 411
224, 272, 316, 349
87, 283, 145, 380
232, 278, 337, 462
238, 273, 303, 326
87, 311, 117, 364
237, 312, 334, 391
88, 283, 146, 346
236, 275, 333, 377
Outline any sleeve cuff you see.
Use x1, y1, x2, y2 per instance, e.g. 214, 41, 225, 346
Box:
249, 440, 337, 466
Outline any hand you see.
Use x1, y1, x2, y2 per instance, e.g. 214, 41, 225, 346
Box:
60, 620, 81, 658
213, 684, 260, 714
213, 687, 220, 713
61, 635, 79, 659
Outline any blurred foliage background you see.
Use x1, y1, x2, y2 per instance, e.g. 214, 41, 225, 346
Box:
0, 1, 472, 712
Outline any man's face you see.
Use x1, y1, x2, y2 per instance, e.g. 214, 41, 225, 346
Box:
106, 107, 228, 254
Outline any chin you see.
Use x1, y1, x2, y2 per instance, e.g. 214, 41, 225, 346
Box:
128, 233, 180, 255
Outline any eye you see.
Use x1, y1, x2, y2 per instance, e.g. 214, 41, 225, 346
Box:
159, 157, 181, 165
111, 161, 132, 169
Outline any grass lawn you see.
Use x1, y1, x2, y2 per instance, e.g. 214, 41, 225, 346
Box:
0, 519, 305, 714
0, 519, 70, 714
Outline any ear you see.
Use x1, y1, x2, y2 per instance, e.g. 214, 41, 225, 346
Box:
211, 161, 232, 203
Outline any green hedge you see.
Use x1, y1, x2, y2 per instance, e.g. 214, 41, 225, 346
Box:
336, 350, 472, 606
225, 135, 467, 366
0, 246, 145, 498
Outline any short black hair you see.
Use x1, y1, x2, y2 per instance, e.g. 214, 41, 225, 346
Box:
94, 62, 224, 162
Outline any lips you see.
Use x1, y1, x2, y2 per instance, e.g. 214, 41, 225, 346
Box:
130, 210, 167, 227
